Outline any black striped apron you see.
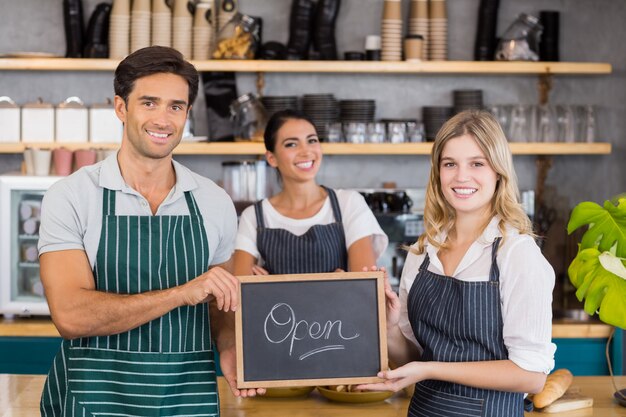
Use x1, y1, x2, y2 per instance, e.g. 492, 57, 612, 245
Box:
255, 186, 348, 274
406, 237, 524, 417
41, 188, 219, 417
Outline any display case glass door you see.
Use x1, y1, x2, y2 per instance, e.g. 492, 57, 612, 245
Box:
10, 190, 47, 313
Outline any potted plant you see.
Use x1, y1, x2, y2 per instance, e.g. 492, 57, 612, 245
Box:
567, 194, 626, 406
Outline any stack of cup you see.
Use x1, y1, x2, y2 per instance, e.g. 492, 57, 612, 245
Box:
193, 1, 215, 60
408, 0, 428, 60
381, 0, 403, 61
429, 0, 448, 60
131, 0, 151, 53
173, 0, 193, 58
151, 0, 172, 47
109, 0, 130, 59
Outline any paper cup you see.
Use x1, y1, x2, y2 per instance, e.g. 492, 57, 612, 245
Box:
73, 149, 97, 171
23, 148, 35, 175
32, 149, 52, 176
52, 147, 73, 176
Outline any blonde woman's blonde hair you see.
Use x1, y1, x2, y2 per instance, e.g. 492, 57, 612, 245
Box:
415, 110, 533, 254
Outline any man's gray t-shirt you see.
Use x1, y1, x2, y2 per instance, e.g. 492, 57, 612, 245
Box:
38, 153, 237, 269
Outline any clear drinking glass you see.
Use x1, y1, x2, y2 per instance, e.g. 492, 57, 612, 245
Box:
579, 105, 596, 143
556, 105, 576, 143
407, 121, 425, 142
537, 105, 557, 143
367, 122, 386, 143
489, 105, 512, 139
326, 122, 343, 143
343, 122, 367, 144
509, 105, 529, 142
387, 122, 407, 143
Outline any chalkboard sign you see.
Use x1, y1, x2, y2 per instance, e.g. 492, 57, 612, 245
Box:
235, 271, 387, 388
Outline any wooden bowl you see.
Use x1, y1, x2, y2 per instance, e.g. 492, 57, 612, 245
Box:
317, 386, 394, 403
263, 386, 315, 398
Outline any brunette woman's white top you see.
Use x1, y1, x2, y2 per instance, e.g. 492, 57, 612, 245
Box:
398, 216, 556, 374
235, 189, 388, 262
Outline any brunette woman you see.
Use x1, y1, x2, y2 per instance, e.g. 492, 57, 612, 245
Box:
233, 109, 387, 275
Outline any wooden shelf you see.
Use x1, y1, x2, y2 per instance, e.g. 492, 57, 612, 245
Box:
0, 142, 611, 155
0, 58, 612, 75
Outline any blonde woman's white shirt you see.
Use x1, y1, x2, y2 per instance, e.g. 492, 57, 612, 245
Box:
235, 189, 388, 263
398, 216, 556, 374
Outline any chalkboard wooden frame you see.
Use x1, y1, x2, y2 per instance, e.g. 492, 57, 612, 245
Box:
235, 271, 388, 389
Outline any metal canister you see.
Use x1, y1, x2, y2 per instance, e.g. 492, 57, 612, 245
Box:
21, 98, 55, 143
56, 96, 89, 143
0, 96, 20, 143
89, 98, 123, 143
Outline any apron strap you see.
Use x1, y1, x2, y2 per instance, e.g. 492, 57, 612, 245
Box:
322, 185, 343, 222
489, 237, 502, 282
254, 200, 266, 229
418, 252, 431, 272
183, 191, 202, 217
102, 188, 116, 216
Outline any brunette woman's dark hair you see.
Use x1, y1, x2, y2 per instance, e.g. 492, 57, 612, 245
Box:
114, 46, 199, 107
263, 109, 317, 152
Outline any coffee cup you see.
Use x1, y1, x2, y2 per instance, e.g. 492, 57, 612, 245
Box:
32, 148, 52, 176
383, 0, 402, 20
52, 147, 73, 176
404, 35, 424, 61
73, 149, 97, 171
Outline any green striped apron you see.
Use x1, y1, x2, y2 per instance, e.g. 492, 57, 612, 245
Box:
41, 188, 220, 416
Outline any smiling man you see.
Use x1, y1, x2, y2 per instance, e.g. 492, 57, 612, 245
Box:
38, 46, 262, 416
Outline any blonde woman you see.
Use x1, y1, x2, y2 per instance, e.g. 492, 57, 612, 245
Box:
359, 110, 555, 417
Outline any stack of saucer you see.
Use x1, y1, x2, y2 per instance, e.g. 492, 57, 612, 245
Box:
423, 106, 454, 141
172, 0, 192, 58
261, 96, 299, 118
130, 0, 151, 53
429, 0, 448, 60
453, 90, 483, 114
302, 94, 339, 140
109, 0, 130, 59
151, 0, 171, 47
381, 0, 403, 61
193, 1, 214, 59
339, 100, 376, 123
408, 0, 428, 60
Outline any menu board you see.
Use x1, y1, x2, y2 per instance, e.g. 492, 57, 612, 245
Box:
235, 271, 387, 388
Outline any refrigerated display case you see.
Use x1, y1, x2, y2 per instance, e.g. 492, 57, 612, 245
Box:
0, 175, 62, 317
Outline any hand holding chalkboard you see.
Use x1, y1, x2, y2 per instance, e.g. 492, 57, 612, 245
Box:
235, 272, 387, 389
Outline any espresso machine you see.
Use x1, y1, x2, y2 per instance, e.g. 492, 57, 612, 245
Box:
359, 189, 425, 292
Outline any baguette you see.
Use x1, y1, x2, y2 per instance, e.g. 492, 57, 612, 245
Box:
533, 369, 574, 408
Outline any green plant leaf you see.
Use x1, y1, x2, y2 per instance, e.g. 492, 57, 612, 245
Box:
568, 248, 626, 329
567, 199, 626, 258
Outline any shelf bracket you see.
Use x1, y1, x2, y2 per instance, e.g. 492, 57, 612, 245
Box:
256, 71, 265, 96
538, 73, 553, 105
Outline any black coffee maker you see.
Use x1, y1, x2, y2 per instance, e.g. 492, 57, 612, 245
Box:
359, 189, 423, 292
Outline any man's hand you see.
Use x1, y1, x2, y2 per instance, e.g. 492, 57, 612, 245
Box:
180, 267, 239, 311
219, 345, 266, 397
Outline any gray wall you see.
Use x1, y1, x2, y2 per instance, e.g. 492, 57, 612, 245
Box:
0, 0, 624, 203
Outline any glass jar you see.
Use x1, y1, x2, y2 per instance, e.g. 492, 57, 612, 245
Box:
495, 13, 543, 61
229, 93, 267, 141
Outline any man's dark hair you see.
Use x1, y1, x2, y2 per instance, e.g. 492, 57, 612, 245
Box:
114, 46, 199, 107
